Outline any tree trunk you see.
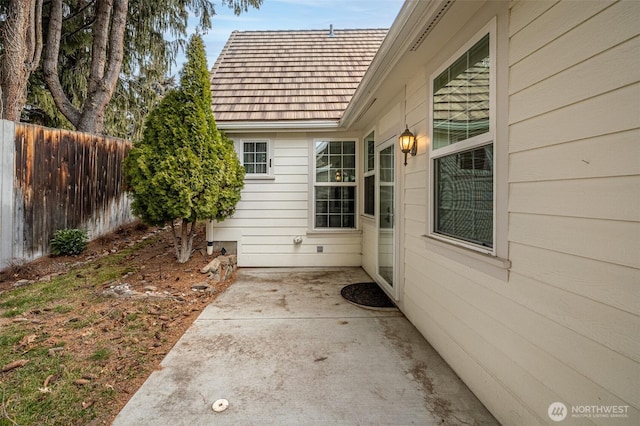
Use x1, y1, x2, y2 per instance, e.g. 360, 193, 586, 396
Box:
0, 0, 43, 121
43, 0, 81, 126
173, 218, 197, 263
43, 0, 128, 134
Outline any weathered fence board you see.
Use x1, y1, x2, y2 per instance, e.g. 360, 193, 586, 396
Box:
0, 119, 134, 267
0, 120, 16, 265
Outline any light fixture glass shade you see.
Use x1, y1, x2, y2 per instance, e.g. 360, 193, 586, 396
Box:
399, 127, 415, 154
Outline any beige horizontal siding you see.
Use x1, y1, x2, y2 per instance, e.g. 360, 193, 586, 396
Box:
509, 129, 639, 182
407, 252, 640, 419
238, 192, 307, 202
510, 1, 640, 94
239, 253, 361, 267
242, 243, 361, 255
510, 36, 639, 124
214, 135, 361, 267
509, 176, 640, 221
505, 1, 640, 421
509, 83, 640, 152
509, 243, 639, 317
508, 0, 614, 65
402, 295, 541, 424
508, 0, 557, 37
236, 200, 308, 211
404, 259, 562, 424
238, 182, 308, 193
384, 1, 640, 424
509, 213, 639, 268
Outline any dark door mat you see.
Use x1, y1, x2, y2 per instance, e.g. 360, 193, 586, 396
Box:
341, 282, 397, 310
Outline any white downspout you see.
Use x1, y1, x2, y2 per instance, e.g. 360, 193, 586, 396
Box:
206, 219, 214, 255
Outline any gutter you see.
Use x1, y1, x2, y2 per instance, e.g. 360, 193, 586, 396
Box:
217, 120, 342, 133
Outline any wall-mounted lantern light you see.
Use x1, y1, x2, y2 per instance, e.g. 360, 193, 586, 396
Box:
399, 126, 417, 166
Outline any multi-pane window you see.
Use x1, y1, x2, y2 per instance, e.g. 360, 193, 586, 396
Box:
379, 144, 394, 229
434, 146, 493, 247
314, 140, 356, 229
431, 31, 494, 251
363, 132, 375, 217
243, 141, 268, 174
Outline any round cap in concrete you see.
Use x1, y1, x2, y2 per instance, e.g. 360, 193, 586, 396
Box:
212, 399, 229, 412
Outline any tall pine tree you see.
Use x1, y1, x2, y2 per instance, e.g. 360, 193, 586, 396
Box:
0, 0, 262, 136
124, 34, 244, 263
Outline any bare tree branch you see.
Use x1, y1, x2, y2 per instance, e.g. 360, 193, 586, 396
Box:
62, 0, 97, 22
61, 17, 96, 41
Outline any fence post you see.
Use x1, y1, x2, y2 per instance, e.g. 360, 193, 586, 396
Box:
0, 119, 16, 268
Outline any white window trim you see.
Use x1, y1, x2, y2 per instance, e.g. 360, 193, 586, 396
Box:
235, 138, 274, 179
310, 138, 359, 232
428, 18, 497, 256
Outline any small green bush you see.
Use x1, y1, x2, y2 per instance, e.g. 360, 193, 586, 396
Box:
50, 229, 88, 256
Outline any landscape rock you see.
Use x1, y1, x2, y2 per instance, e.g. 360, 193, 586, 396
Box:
200, 258, 220, 274
48, 347, 64, 357
145, 291, 172, 300
103, 283, 171, 300
13, 279, 31, 288
107, 283, 137, 297
38, 272, 64, 282
191, 283, 210, 292
200, 254, 238, 285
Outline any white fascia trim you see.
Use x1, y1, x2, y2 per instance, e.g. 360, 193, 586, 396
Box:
217, 120, 342, 132
340, 1, 420, 128
341, 0, 449, 128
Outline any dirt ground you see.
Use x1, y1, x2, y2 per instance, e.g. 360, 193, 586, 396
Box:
0, 222, 235, 424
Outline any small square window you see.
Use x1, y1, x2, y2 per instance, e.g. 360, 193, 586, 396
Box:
242, 140, 270, 175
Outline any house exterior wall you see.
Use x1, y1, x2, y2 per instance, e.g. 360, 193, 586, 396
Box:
213, 131, 362, 267
360, 1, 639, 424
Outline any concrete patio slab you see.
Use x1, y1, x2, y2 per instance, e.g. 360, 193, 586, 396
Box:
113, 268, 497, 425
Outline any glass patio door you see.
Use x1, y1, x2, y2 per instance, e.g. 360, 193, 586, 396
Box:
377, 140, 395, 291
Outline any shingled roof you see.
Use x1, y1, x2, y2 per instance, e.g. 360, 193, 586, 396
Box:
210, 28, 388, 124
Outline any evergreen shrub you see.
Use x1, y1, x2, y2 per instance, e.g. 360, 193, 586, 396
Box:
50, 228, 89, 256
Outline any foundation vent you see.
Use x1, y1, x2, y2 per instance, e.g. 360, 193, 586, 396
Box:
409, 0, 454, 52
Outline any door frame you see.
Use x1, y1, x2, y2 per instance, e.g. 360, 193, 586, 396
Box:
375, 136, 399, 300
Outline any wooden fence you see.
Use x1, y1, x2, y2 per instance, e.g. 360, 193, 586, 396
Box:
0, 119, 134, 268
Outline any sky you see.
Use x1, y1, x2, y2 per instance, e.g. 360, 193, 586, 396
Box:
174, 0, 405, 73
